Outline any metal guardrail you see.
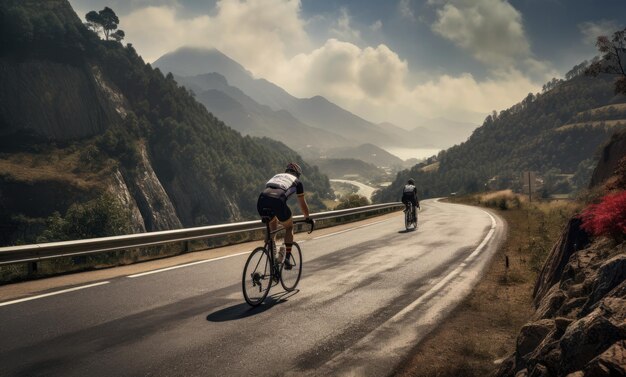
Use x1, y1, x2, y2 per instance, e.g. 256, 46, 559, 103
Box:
0, 202, 404, 265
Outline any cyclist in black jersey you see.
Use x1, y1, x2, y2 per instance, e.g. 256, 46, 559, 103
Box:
401, 178, 420, 222
257, 162, 314, 269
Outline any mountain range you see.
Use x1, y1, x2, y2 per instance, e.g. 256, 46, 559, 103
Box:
153, 47, 477, 154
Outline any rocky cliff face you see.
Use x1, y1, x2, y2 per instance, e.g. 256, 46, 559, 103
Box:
0, 57, 121, 141
497, 133, 626, 377
106, 143, 182, 232
123, 142, 182, 231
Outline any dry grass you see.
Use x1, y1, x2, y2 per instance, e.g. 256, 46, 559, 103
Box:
556, 119, 626, 132
580, 103, 626, 115
0, 147, 109, 189
395, 194, 579, 377
420, 162, 440, 173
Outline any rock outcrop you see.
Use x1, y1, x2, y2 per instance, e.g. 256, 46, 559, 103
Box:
123, 142, 182, 231
497, 131, 626, 377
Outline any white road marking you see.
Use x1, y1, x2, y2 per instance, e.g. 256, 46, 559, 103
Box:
127, 251, 251, 278
0, 281, 110, 307
129, 217, 395, 278
313, 208, 500, 372
390, 209, 496, 320
312, 218, 393, 240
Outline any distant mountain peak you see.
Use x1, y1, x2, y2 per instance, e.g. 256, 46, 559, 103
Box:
154, 46, 253, 78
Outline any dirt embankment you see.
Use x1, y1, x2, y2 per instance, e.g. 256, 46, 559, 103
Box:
496, 131, 626, 377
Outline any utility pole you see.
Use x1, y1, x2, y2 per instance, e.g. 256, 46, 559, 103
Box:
528, 172, 532, 203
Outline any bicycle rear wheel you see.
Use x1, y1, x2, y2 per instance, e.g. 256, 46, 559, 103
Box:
280, 242, 302, 291
405, 206, 411, 230
242, 247, 273, 306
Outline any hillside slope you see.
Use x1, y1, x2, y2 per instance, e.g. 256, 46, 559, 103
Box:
497, 130, 626, 377
375, 73, 626, 201
0, 0, 331, 245
174, 73, 349, 149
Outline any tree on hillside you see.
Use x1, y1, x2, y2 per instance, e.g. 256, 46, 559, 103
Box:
586, 27, 626, 94
85, 7, 124, 41
335, 194, 370, 209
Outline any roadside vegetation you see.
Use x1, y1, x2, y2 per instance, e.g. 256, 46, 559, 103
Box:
395, 191, 581, 377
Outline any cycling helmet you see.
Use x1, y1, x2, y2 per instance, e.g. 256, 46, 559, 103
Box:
408, 178, 415, 185
286, 162, 302, 177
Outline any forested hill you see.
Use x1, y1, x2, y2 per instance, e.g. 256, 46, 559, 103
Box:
0, 0, 331, 245
375, 71, 626, 202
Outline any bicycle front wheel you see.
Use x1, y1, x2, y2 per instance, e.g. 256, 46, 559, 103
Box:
242, 247, 273, 306
280, 242, 302, 291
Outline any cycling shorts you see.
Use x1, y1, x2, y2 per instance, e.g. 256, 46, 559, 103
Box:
257, 191, 292, 222
402, 193, 417, 206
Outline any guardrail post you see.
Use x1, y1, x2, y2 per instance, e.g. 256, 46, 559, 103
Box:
28, 261, 38, 276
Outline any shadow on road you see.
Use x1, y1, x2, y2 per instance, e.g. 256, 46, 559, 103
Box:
206, 290, 299, 322
397, 228, 417, 234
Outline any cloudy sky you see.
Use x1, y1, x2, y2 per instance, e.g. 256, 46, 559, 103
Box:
68, 0, 626, 128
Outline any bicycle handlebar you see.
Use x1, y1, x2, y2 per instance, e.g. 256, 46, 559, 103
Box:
294, 219, 315, 234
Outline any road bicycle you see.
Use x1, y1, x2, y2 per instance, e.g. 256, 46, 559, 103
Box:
242, 217, 314, 306
404, 202, 418, 230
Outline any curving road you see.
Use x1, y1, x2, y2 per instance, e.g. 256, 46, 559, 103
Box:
330, 179, 378, 200
0, 200, 505, 377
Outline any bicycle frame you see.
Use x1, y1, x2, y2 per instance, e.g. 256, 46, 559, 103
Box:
261, 218, 314, 271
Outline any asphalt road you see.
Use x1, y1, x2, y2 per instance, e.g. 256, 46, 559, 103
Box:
0, 199, 505, 377
329, 179, 378, 200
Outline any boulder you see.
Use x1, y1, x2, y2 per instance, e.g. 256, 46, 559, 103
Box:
589, 130, 626, 189
565, 372, 584, 377
534, 285, 567, 320
583, 340, 626, 377
528, 364, 550, 377
515, 369, 529, 377
534, 218, 590, 306
517, 320, 557, 358
559, 307, 626, 375
554, 317, 573, 332
580, 255, 626, 316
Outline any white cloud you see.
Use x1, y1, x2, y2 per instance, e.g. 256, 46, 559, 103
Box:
122, 0, 310, 76
408, 69, 539, 123
398, 0, 416, 21
117, 0, 543, 128
431, 0, 529, 67
278, 39, 539, 127
579, 20, 618, 45
285, 39, 407, 103
370, 20, 383, 32
329, 7, 362, 43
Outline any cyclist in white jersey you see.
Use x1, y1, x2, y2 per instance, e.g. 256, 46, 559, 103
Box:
257, 163, 314, 269
401, 178, 420, 222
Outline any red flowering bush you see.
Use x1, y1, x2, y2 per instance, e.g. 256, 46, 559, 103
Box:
581, 190, 626, 239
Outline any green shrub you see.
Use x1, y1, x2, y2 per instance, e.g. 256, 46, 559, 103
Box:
335, 194, 370, 210
37, 193, 132, 242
